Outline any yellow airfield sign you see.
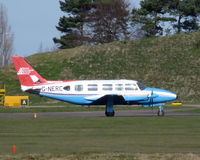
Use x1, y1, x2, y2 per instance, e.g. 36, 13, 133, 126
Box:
4, 96, 29, 107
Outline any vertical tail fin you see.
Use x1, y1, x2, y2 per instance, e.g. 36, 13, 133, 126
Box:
12, 56, 46, 87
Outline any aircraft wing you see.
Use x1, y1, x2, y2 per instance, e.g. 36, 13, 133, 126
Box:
123, 95, 148, 101
84, 94, 106, 101
84, 94, 149, 105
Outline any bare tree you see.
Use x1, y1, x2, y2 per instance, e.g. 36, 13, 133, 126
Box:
37, 41, 44, 53
37, 41, 58, 53
0, 4, 14, 67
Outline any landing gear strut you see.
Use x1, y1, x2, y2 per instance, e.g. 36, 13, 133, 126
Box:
105, 96, 115, 117
157, 106, 164, 116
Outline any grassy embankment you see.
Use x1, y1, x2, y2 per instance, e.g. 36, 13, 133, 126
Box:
1, 32, 200, 105
0, 116, 200, 159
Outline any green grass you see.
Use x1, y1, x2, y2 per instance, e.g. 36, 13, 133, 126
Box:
2, 32, 200, 104
0, 116, 200, 158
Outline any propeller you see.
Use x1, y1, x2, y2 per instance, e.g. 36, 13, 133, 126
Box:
148, 89, 158, 108
149, 89, 154, 108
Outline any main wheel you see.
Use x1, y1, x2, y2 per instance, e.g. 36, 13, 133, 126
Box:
105, 111, 115, 117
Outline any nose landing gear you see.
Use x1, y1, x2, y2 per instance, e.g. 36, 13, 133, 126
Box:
157, 106, 165, 116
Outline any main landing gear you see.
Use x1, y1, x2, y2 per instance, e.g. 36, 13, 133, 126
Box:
105, 96, 115, 117
157, 106, 165, 116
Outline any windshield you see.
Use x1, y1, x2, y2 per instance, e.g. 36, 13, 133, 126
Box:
137, 82, 147, 90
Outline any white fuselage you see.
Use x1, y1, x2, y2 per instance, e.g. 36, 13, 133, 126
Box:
24, 79, 177, 106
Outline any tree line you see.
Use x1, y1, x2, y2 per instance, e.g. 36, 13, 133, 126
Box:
54, 0, 200, 49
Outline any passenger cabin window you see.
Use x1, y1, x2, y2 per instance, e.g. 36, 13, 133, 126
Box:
115, 84, 123, 91
63, 86, 70, 91
103, 84, 112, 91
125, 84, 137, 91
75, 85, 83, 91
88, 84, 98, 91
137, 82, 147, 90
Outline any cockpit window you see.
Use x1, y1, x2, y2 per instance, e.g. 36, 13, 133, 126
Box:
137, 82, 147, 90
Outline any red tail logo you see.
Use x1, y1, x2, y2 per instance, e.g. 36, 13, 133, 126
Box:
17, 67, 34, 75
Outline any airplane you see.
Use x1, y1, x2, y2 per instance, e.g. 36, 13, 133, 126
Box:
12, 56, 177, 117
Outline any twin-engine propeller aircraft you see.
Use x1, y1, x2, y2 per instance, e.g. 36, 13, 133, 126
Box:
12, 56, 177, 117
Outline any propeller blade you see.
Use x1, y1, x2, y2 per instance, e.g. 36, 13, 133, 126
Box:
149, 89, 153, 108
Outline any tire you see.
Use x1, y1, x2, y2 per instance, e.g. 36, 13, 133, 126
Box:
105, 111, 115, 117
157, 110, 164, 116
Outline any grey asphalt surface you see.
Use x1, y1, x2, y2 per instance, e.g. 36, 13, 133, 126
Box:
0, 108, 200, 117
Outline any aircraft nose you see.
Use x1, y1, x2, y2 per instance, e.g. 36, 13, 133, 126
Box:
146, 88, 177, 102
169, 92, 177, 101
159, 89, 177, 101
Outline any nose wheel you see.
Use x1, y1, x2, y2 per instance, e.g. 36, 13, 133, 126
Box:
157, 106, 164, 116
